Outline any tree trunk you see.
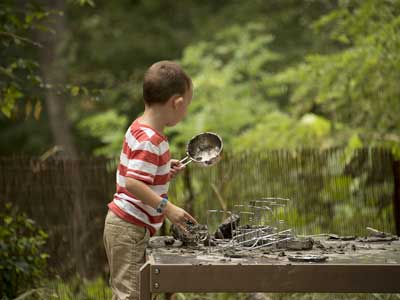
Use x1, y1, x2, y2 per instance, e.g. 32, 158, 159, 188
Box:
39, 0, 77, 158
38, 0, 86, 277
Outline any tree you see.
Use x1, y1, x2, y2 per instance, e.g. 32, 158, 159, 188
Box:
39, 0, 78, 158
0, 0, 85, 156
275, 0, 400, 152
0, 1, 46, 120
169, 22, 340, 153
51, 0, 338, 157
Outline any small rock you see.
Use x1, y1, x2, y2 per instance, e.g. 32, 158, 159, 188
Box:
314, 240, 326, 250
172, 240, 183, 247
278, 237, 314, 250
278, 251, 286, 257
164, 237, 175, 246
223, 249, 246, 258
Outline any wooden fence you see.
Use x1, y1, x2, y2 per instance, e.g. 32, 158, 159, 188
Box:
0, 148, 398, 278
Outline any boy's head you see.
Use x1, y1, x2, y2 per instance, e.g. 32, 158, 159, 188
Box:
143, 61, 192, 105
143, 61, 193, 126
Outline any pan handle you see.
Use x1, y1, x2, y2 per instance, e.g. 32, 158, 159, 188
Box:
179, 156, 193, 167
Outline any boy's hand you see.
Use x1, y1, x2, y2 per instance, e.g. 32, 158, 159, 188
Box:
164, 202, 197, 233
170, 159, 184, 178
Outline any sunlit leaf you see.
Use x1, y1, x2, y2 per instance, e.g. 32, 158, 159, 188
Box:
34, 100, 42, 120
71, 86, 80, 96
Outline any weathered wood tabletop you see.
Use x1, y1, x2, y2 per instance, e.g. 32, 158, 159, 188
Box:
139, 237, 400, 300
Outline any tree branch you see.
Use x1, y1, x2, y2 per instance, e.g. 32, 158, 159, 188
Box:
0, 31, 43, 48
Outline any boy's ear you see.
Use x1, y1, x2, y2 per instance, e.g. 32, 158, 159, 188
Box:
171, 95, 184, 109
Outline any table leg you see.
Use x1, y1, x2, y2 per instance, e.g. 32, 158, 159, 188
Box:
139, 262, 151, 300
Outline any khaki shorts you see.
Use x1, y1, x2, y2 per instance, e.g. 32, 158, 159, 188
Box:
103, 210, 150, 300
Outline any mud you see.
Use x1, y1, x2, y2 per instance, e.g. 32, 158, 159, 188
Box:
170, 221, 208, 246
277, 237, 314, 250
148, 236, 400, 265
214, 214, 240, 239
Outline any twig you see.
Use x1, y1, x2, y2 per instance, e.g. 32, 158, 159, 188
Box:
13, 288, 46, 300
0, 31, 43, 48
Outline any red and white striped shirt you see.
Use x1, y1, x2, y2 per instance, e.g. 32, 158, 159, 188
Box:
108, 118, 171, 236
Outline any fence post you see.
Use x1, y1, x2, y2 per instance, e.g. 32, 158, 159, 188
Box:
393, 160, 400, 236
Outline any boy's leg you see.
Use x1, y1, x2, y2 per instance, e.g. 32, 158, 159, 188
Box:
104, 210, 150, 300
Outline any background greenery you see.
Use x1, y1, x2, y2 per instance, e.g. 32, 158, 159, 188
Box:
0, 204, 48, 299
1, 0, 399, 157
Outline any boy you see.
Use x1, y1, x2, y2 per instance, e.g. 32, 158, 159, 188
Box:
103, 61, 197, 300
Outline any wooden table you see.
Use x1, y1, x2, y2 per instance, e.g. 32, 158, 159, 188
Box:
139, 238, 400, 300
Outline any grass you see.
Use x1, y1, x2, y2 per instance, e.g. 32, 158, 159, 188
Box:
17, 277, 400, 300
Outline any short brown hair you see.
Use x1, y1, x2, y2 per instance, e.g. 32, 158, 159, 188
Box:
143, 61, 191, 105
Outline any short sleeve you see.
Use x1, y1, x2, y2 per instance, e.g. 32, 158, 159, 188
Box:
125, 140, 160, 184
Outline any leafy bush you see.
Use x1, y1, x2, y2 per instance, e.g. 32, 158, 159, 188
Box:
0, 203, 48, 299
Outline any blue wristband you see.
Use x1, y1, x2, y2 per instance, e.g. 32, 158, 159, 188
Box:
156, 198, 168, 213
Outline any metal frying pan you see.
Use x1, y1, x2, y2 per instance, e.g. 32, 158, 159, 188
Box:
179, 132, 223, 167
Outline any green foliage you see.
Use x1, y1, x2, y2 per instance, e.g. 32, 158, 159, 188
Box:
77, 109, 128, 157
170, 23, 277, 149
3, 1, 398, 156
158, 0, 397, 156
63, 1, 220, 154
49, 276, 111, 300
0, 1, 49, 120
170, 22, 345, 153
73, 0, 96, 7
234, 112, 336, 151
0, 276, 112, 300
0, 203, 49, 299
42, 277, 400, 300
275, 0, 400, 150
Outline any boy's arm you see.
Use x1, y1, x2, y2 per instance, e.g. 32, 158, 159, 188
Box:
125, 177, 197, 231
